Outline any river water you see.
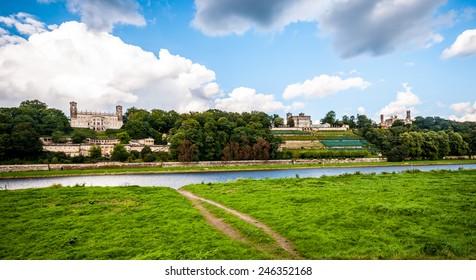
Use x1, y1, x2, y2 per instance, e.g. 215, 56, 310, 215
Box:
1, 163, 475, 190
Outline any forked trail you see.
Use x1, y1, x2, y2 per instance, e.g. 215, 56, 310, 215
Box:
178, 190, 302, 259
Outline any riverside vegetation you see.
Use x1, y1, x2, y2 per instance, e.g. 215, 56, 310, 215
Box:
1, 169, 475, 259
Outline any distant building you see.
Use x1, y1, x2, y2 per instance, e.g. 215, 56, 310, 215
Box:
42, 137, 168, 157
70, 101, 123, 131
286, 112, 312, 128
380, 110, 413, 129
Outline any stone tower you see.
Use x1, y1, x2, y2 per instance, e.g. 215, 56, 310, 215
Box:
406, 110, 411, 120
70, 101, 77, 119
380, 114, 384, 126
116, 105, 123, 121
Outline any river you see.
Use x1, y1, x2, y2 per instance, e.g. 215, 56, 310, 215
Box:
1, 163, 475, 190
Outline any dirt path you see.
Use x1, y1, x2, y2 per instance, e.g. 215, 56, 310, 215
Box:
178, 190, 302, 259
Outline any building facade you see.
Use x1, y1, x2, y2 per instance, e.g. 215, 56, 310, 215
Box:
380, 110, 413, 129
70, 101, 123, 131
286, 112, 312, 128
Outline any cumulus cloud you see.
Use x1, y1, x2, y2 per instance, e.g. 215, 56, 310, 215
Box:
449, 101, 476, 122
319, 0, 447, 58
442, 29, 476, 59
38, 0, 146, 32
192, 0, 324, 36
192, 0, 447, 58
282, 75, 371, 99
215, 87, 303, 113
378, 83, 421, 117
0, 21, 222, 113
358, 106, 366, 114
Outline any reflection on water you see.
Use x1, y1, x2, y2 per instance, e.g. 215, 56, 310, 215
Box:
1, 164, 474, 190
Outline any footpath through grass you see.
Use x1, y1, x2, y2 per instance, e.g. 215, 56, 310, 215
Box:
0, 186, 268, 260
183, 169, 476, 259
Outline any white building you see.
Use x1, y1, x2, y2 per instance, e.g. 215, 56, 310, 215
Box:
70, 101, 123, 131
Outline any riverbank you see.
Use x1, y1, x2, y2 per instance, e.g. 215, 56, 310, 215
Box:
1, 158, 476, 179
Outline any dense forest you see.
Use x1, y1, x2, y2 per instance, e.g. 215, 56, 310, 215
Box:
1, 100, 476, 163
362, 117, 476, 161
0, 100, 282, 163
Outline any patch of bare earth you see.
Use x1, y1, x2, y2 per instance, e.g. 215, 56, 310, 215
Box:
179, 190, 302, 260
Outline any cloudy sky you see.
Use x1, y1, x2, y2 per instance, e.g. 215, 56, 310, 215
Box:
0, 0, 475, 122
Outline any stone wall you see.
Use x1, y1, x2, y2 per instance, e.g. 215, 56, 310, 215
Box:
0, 158, 388, 173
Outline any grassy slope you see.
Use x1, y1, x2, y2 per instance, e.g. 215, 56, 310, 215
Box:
0, 186, 268, 260
183, 169, 476, 259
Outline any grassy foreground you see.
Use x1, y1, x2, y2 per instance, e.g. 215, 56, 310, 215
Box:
0, 186, 268, 260
183, 169, 476, 259
1, 159, 475, 179
1, 169, 475, 259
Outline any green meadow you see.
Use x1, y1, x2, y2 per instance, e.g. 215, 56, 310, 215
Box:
1, 169, 475, 259
183, 169, 476, 259
0, 186, 267, 260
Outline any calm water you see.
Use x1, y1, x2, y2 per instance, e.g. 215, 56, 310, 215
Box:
1, 164, 475, 190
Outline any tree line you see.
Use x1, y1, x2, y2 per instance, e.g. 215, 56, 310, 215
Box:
362, 117, 476, 161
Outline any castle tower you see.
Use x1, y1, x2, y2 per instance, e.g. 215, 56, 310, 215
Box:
70, 101, 77, 119
406, 110, 411, 120
380, 114, 384, 126
116, 105, 123, 121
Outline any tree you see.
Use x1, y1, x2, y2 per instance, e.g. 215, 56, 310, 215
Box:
117, 131, 131, 144
287, 118, 295, 127
51, 131, 66, 143
321, 111, 337, 126
140, 146, 152, 160
11, 122, 42, 159
448, 131, 469, 156
111, 144, 128, 162
89, 145, 102, 160
177, 140, 198, 162
252, 137, 270, 160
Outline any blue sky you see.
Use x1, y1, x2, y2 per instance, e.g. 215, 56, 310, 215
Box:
0, 0, 475, 123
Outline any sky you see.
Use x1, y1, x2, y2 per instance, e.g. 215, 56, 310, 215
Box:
0, 0, 475, 123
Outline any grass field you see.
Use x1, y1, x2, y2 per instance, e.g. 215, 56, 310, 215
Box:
183, 169, 476, 259
1, 169, 475, 259
0, 186, 268, 260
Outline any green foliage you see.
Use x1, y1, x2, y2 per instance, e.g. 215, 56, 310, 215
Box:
364, 125, 473, 161
111, 144, 128, 162
72, 128, 96, 144
0, 100, 71, 162
321, 110, 337, 125
117, 131, 131, 144
89, 145, 102, 160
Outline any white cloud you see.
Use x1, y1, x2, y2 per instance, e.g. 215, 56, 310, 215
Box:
192, 0, 324, 36
442, 29, 476, 59
319, 0, 447, 58
282, 75, 371, 99
215, 87, 301, 113
40, 0, 146, 32
0, 21, 222, 113
192, 0, 448, 58
378, 83, 421, 117
358, 106, 366, 114
449, 101, 476, 122
0, 12, 48, 36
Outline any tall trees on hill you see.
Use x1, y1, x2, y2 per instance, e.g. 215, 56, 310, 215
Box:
0, 100, 71, 161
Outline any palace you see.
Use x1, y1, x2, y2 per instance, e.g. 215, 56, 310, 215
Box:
380, 110, 413, 129
70, 101, 123, 131
286, 112, 312, 128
